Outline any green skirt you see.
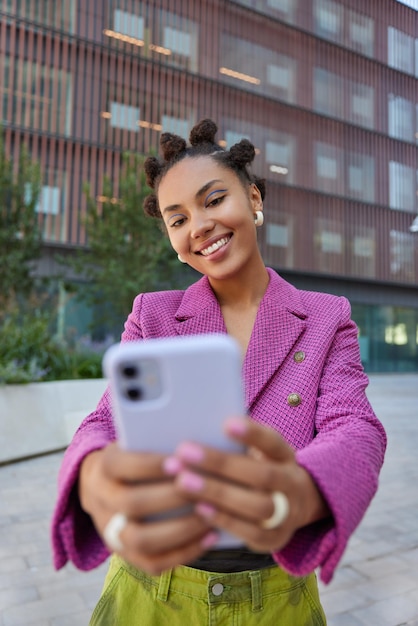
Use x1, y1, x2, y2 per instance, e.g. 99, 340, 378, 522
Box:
90, 554, 327, 625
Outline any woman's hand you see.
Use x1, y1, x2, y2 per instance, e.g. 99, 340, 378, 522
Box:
79, 443, 219, 575
164, 417, 331, 554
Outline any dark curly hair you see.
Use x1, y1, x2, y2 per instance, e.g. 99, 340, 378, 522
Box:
143, 119, 265, 219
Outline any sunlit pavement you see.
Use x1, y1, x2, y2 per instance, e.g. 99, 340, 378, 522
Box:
1, 374, 417, 625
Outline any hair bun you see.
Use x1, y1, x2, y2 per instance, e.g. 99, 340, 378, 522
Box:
189, 119, 218, 146
160, 133, 187, 162
229, 139, 255, 167
143, 194, 161, 218
143, 156, 161, 188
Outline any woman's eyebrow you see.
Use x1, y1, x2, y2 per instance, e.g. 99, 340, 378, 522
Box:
162, 179, 224, 215
195, 179, 224, 200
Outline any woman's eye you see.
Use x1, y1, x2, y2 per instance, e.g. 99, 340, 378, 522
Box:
207, 195, 225, 208
168, 215, 186, 228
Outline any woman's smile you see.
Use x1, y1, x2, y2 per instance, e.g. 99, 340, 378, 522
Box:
198, 235, 232, 257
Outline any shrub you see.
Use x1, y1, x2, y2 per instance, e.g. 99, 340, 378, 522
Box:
0, 305, 103, 384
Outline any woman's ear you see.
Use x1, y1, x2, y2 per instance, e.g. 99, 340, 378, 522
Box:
249, 183, 263, 210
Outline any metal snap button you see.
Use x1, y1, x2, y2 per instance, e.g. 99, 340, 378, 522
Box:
294, 351, 305, 363
287, 393, 302, 407
212, 583, 224, 596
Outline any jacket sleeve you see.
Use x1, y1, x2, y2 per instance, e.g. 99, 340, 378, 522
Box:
51, 295, 145, 570
273, 297, 387, 584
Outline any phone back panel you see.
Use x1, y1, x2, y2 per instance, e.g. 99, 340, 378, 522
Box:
103, 334, 245, 454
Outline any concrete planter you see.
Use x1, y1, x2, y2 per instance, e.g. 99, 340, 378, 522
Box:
0, 379, 107, 463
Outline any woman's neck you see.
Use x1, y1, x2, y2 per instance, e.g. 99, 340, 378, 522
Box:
209, 263, 269, 310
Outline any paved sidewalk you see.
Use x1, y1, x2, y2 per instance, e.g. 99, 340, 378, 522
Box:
0, 374, 417, 625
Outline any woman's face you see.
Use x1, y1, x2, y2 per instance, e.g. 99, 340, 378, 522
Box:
158, 156, 263, 282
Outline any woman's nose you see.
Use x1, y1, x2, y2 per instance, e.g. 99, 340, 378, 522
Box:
190, 212, 215, 239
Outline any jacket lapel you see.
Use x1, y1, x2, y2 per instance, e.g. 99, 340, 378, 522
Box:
173, 270, 307, 411
174, 276, 227, 336
243, 269, 307, 410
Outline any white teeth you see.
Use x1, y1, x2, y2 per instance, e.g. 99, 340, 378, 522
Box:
201, 237, 230, 256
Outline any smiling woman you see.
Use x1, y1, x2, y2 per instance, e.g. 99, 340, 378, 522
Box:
143, 120, 268, 316
51, 119, 387, 626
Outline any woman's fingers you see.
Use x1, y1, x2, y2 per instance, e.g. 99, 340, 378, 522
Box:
124, 527, 220, 576
110, 480, 194, 519
101, 442, 168, 482
194, 502, 294, 554
121, 512, 211, 557
175, 471, 273, 525
224, 417, 295, 462
101, 510, 219, 576
169, 423, 294, 493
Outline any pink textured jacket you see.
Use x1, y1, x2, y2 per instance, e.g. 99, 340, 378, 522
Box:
51, 268, 386, 584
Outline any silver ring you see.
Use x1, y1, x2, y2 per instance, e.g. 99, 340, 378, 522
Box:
261, 492, 289, 529
103, 513, 127, 552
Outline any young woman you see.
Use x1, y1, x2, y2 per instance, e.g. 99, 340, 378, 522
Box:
51, 120, 386, 625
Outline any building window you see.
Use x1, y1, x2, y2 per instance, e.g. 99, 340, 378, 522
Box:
265, 135, 294, 183
266, 55, 296, 103
265, 213, 294, 268
314, 0, 342, 42
109, 102, 140, 131
267, 223, 289, 247
388, 27, 415, 75
267, 0, 294, 14
416, 104, 418, 143
0, 55, 72, 136
5, 0, 75, 33
157, 12, 198, 72
114, 9, 144, 40
320, 230, 342, 253
313, 68, 343, 119
389, 161, 415, 211
232, 0, 296, 23
416, 39, 418, 78
224, 130, 251, 149
164, 27, 192, 57
161, 115, 191, 138
315, 142, 343, 195
388, 95, 414, 142
390, 230, 415, 280
348, 10, 374, 57
315, 218, 344, 273
25, 170, 67, 242
353, 235, 374, 258
347, 153, 375, 202
314, 68, 374, 128
36, 186, 61, 216
220, 35, 296, 102
350, 82, 374, 129
352, 228, 376, 279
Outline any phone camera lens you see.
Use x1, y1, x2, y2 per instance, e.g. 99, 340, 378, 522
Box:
122, 365, 138, 378
126, 387, 143, 401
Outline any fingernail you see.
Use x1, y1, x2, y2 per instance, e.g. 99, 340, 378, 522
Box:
225, 417, 248, 436
178, 471, 204, 492
201, 531, 219, 549
162, 456, 183, 475
176, 442, 205, 463
196, 502, 216, 519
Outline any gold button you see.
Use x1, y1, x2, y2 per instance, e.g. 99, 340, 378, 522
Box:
294, 351, 305, 363
287, 393, 301, 407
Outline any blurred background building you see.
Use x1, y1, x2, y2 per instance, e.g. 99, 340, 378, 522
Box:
1, 0, 417, 371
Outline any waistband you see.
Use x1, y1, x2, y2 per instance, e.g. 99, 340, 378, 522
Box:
112, 554, 309, 610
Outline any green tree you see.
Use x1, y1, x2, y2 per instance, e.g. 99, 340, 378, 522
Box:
0, 133, 42, 304
67, 153, 192, 333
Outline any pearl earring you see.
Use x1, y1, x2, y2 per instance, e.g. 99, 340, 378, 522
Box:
177, 254, 187, 263
254, 211, 264, 227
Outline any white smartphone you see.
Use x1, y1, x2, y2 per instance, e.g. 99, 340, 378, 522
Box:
102, 333, 246, 548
